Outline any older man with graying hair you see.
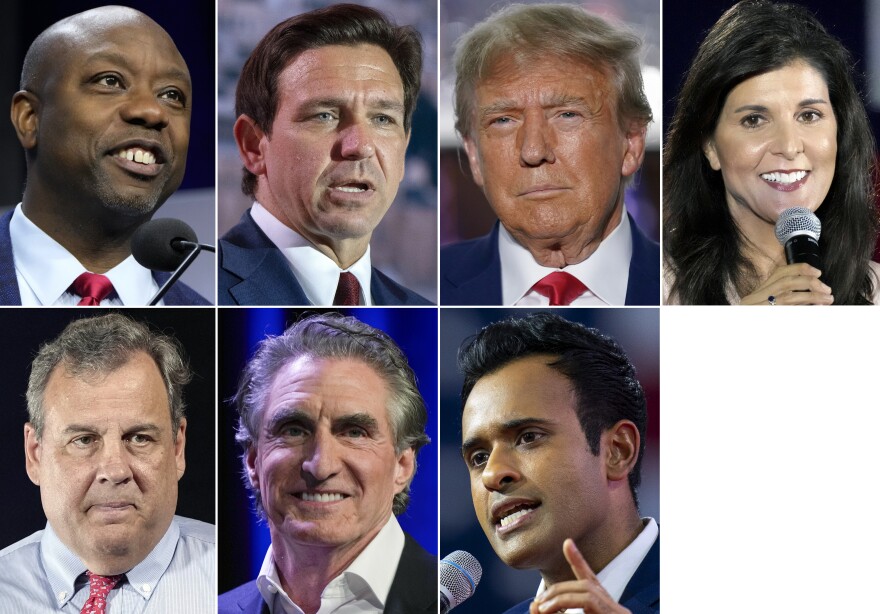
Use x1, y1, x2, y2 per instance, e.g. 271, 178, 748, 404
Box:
0, 313, 215, 613
441, 3, 660, 306
219, 312, 436, 614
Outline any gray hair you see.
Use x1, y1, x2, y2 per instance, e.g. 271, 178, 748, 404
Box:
453, 3, 653, 138
234, 313, 430, 517
27, 313, 191, 439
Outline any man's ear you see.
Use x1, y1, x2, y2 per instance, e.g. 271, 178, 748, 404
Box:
174, 418, 187, 480
233, 114, 268, 178
604, 419, 640, 483
24, 423, 42, 486
11, 90, 39, 150
621, 121, 647, 178
702, 138, 722, 171
393, 447, 415, 494
462, 136, 485, 188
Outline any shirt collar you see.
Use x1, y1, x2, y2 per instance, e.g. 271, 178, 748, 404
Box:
10, 203, 160, 305
257, 515, 405, 613
499, 208, 632, 306
41, 517, 180, 608
535, 517, 658, 610
250, 202, 373, 305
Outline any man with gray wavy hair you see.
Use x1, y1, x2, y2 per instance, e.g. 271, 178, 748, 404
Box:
219, 312, 436, 614
0, 313, 215, 612
441, 3, 659, 306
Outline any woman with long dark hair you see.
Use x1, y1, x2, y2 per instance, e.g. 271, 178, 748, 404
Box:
663, 0, 879, 304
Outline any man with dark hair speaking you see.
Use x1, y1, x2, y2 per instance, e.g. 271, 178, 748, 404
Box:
218, 4, 432, 306
2, 6, 209, 306
218, 313, 436, 614
459, 313, 658, 613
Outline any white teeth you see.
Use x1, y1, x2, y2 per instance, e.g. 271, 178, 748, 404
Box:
300, 492, 345, 502
761, 170, 807, 184
499, 507, 533, 527
335, 185, 367, 193
115, 148, 156, 165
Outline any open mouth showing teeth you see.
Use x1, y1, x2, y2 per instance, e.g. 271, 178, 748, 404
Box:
333, 183, 370, 193
114, 147, 158, 165
761, 170, 807, 184
298, 493, 346, 502
498, 503, 539, 527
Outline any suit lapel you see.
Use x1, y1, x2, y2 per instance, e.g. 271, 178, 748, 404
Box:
624, 214, 661, 306
619, 534, 659, 610
384, 533, 438, 614
0, 210, 22, 305
441, 223, 503, 304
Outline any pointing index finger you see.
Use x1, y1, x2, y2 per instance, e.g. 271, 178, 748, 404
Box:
562, 538, 597, 582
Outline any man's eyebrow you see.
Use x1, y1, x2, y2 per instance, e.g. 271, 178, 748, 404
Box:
299, 97, 405, 114
461, 417, 555, 456
479, 95, 591, 118
333, 413, 380, 431
264, 408, 314, 434
83, 50, 191, 87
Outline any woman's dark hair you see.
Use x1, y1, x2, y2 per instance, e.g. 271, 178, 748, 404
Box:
663, 0, 878, 304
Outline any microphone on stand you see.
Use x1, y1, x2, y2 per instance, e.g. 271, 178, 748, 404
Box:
775, 207, 822, 270
440, 550, 482, 613
131, 218, 215, 306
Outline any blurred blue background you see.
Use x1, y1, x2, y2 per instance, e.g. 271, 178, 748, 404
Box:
218, 307, 438, 593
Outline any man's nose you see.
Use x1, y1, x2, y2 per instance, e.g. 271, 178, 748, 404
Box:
481, 447, 521, 492
96, 439, 134, 484
119, 88, 170, 129
301, 430, 342, 482
337, 119, 376, 160
518, 113, 556, 167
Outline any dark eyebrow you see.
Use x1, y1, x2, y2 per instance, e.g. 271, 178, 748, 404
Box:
83, 50, 191, 88
264, 408, 315, 434
461, 417, 555, 457
301, 97, 405, 114
733, 98, 829, 114
124, 424, 162, 435
334, 413, 380, 432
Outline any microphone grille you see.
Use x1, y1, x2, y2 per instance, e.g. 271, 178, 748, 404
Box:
440, 550, 482, 608
131, 217, 198, 272
775, 207, 821, 245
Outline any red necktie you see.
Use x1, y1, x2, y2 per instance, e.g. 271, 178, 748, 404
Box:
72, 273, 115, 306
530, 271, 588, 306
81, 571, 123, 614
333, 272, 361, 306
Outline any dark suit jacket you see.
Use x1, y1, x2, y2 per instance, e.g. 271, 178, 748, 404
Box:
0, 209, 210, 306
440, 215, 660, 306
218, 532, 437, 614
501, 536, 660, 614
218, 210, 433, 306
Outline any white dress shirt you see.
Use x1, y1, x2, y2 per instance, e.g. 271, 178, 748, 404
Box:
535, 517, 658, 612
9, 204, 161, 306
500, 209, 632, 306
257, 515, 405, 614
250, 202, 373, 306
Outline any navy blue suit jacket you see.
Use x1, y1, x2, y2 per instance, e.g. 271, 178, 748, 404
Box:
0, 210, 209, 306
218, 210, 433, 306
440, 215, 660, 305
218, 532, 437, 614
501, 536, 659, 614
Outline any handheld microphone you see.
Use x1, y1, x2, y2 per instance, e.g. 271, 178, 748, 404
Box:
774, 207, 822, 270
131, 218, 215, 305
440, 550, 482, 614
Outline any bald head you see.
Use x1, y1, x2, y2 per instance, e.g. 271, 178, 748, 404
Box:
21, 6, 188, 95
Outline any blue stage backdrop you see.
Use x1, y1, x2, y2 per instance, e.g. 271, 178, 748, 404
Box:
218, 307, 439, 594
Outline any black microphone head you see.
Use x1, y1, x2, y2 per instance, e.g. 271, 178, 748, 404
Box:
440, 550, 482, 612
131, 218, 198, 272
775, 207, 821, 245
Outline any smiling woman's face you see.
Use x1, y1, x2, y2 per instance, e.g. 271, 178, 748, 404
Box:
703, 60, 838, 229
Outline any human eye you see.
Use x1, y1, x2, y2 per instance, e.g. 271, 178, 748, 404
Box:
342, 426, 368, 438
739, 113, 766, 129
94, 73, 125, 89
282, 424, 309, 438
516, 430, 545, 446
467, 450, 490, 468
159, 88, 187, 107
128, 433, 155, 446
71, 434, 96, 448
798, 109, 823, 123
